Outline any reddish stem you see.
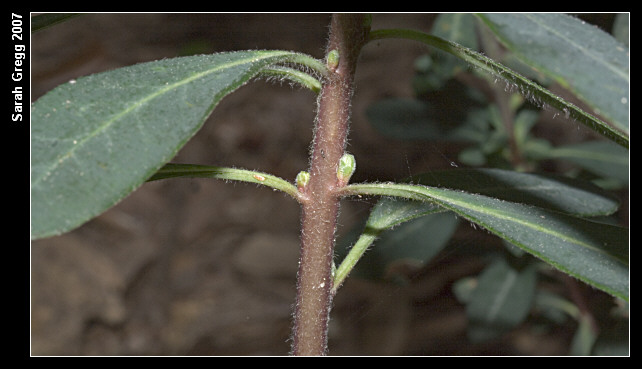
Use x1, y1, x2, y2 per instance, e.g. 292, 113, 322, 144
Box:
290, 14, 369, 356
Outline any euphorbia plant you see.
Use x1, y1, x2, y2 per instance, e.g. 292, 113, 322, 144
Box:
31, 13, 628, 355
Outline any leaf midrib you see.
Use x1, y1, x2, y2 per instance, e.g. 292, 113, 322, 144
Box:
421, 186, 623, 262
523, 14, 629, 83
347, 183, 626, 266
32, 51, 288, 188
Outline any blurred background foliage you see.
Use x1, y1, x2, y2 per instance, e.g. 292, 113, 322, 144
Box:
337, 13, 628, 355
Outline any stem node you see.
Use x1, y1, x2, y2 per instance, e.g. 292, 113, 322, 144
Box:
291, 14, 369, 356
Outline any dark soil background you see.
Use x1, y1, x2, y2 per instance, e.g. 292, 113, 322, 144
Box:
31, 13, 617, 356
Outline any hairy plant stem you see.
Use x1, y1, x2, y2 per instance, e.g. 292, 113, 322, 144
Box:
291, 14, 369, 356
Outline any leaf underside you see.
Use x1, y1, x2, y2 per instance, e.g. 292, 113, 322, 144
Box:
344, 181, 628, 301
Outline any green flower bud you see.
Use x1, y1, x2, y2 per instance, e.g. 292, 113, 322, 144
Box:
326, 49, 340, 71
337, 153, 356, 184
296, 170, 310, 190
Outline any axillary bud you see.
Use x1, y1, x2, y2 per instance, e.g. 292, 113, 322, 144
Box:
326, 49, 340, 71
336, 153, 356, 184
296, 170, 310, 190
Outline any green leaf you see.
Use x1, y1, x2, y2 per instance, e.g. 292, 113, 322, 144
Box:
332, 197, 443, 291
546, 140, 629, 186
612, 14, 629, 47
431, 13, 478, 78
343, 182, 629, 301
148, 163, 300, 200
31, 50, 322, 239
333, 168, 620, 291
366, 197, 441, 231
432, 13, 478, 52
477, 14, 629, 135
259, 66, 322, 93
368, 28, 628, 148
569, 312, 599, 355
335, 210, 458, 286
466, 259, 537, 342
410, 168, 620, 217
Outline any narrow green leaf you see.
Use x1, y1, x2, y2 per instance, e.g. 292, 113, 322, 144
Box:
367, 197, 441, 231
432, 13, 478, 51
343, 182, 629, 301
333, 228, 378, 293
369, 212, 458, 274
431, 13, 478, 78
31, 50, 321, 239
410, 168, 620, 217
368, 28, 628, 148
466, 259, 537, 342
333, 168, 620, 291
334, 211, 457, 289
612, 14, 629, 47
477, 13, 629, 135
364, 167, 620, 231
546, 141, 629, 185
569, 312, 599, 355
260, 66, 322, 93
333, 195, 443, 291
148, 163, 300, 200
